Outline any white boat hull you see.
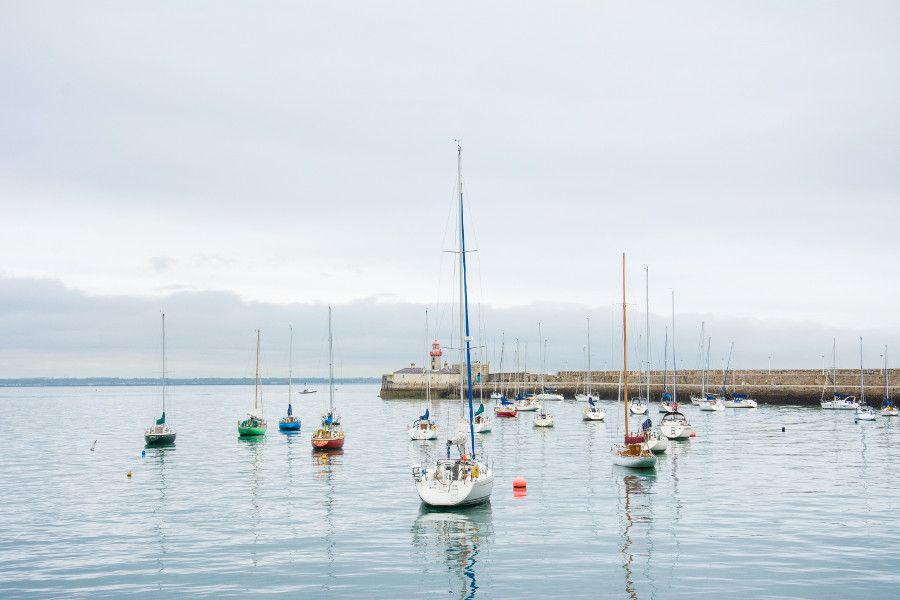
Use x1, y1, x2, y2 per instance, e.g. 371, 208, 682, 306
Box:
612, 446, 657, 469
408, 425, 438, 440
514, 400, 540, 412
490, 392, 502, 400
724, 399, 757, 408
699, 400, 724, 411
535, 393, 564, 402
689, 396, 703, 406
647, 436, 668, 454
882, 407, 899, 417
629, 403, 648, 415
659, 423, 692, 440
855, 409, 877, 421
582, 407, 606, 421
534, 414, 555, 427
471, 419, 492, 433
575, 393, 599, 402
414, 463, 494, 507
821, 400, 860, 410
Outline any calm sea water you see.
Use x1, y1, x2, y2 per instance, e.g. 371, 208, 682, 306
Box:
1, 384, 899, 599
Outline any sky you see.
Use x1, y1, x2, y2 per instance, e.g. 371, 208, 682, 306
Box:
1, 2, 898, 377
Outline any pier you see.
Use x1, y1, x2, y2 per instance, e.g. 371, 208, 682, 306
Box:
380, 368, 899, 405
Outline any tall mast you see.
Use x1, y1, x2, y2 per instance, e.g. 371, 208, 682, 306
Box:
622, 253, 629, 436
538, 322, 545, 394
832, 337, 836, 397
425, 308, 432, 407
497, 331, 505, 396
457, 144, 466, 420
704, 336, 711, 396
645, 266, 650, 403
162, 313, 167, 416
328, 307, 334, 413
859, 336, 865, 406
885, 344, 889, 402
586, 317, 592, 396
663, 327, 668, 394
671, 291, 676, 405
699, 322, 706, 396
288, 325, 293, 402
457, 142, 478, 457
254, 329, 261, 411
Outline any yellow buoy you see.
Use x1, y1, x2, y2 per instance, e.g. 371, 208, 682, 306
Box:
127, 470, 133, 478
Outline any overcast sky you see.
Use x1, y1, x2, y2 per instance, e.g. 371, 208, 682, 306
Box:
1, 2, 898, 377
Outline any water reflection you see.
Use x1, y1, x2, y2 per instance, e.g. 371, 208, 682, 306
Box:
314, 450, 343, 593
240, 436, 264, 567
146, 446, 172, 579
618, 473, 654, 600
411, 505, 493, 600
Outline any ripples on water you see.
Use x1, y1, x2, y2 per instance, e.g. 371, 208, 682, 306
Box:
1, 384, 899, 598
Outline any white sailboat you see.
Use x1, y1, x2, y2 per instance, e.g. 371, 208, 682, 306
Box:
144, 313, 176, 446
413, 143, 494, 507
612, 253, 657, 469
698, 337, 724, 411
514, 340, 540, 412
533, 323, 556, 427
658, 327, 676, 413
311, 308, 345, 449
821, 338, 859, 409
855, 337, 877, 422
659, 291, 693, 441
581, 317, 606, 421
722, 345, 758, 408
630, 266, 651, 416
882, 345, 897, 416
409, 308, 438, 440
576, 317, 600, 403
469, 305, 492, 433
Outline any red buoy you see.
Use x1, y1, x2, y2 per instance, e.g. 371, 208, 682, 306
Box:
513, 476, 527, 489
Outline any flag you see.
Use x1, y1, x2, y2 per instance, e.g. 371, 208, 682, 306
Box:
156, 412, 166, 425
475, 403, 484, 416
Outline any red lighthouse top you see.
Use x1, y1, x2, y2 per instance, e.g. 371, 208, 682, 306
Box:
429, 340, 442, 357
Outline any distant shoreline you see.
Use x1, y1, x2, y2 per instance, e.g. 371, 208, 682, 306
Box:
0, 377, 380, 387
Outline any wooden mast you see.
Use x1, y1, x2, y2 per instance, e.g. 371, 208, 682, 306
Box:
623, 252, 629, 438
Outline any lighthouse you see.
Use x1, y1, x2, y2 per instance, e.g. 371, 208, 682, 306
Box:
429, 340, 443, 371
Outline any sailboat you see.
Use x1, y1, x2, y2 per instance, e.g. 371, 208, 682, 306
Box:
279, 326, 301, 432
514, 340, 540, 412
612, 253, 657, 469
238, 330, 267, 437
820, 338, 860, 409
698, 337, 724, 411
533, 323, 556, 427
689, 322, 707, 405
720, 344, 758, 408
311, 307, 346, 449
580, 318, 606, 421
412, 143, 494, 507
409, 308, 439, 440
630, 266, 651, 416
144, 313, 176, 446
469, 310, 492, 434
658, 327, 676, 413
659, 291, 693, 441
882, 345, 897, 416
494, 333, 517, 417
855, 337, 877, 422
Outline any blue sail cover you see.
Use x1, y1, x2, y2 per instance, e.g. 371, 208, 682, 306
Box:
588, 397, 596, 406
325, 413, 333, 425
420, 407, 430, 421
641, 418, 652, 430
706, 393, 717, 400
156, 411, 166, 425
883, 398, 894, 408
500, 397, 513, 405
287, 403, 293, 416
475, 403, 485, 416
734, 393, 748, 399
663, 392, 672, 401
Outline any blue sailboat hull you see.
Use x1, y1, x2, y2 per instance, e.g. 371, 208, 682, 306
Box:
279, 420, 301, 432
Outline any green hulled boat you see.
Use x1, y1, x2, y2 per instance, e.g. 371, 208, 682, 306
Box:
238, 329, 267, 437
145, 313, 177, 446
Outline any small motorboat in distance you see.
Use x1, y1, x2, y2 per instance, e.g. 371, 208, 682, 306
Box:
298, 386, 317, 395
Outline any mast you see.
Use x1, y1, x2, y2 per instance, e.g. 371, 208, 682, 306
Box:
162, 313, 167, 419
703, 337, 711, 396
722, 341, 734, 396
456, 143, 478, 457
328, 307, 334, 413
425, 308, 432, 408
622, 252, 629, 436
885, 345, 889, 402
832, 337, 837, 398
586, 317, 592, 396
254, 329, 261, 412
663, 327, 668, 394
699, 322, 706, 396
538, 322, 545, 394
859, 336, 865, 406
644, 266, 650, 403
671, 291, 676, 405
497, 331, 505, 396
288, 325, 293, 403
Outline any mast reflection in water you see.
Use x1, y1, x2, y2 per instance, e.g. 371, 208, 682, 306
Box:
411, 504, 493, 600
618, 473, 655, 600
